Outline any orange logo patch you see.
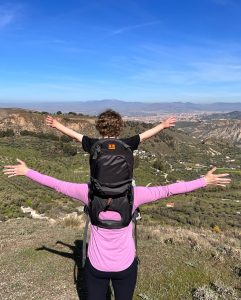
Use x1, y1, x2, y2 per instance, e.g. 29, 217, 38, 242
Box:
108, 143, 116, 150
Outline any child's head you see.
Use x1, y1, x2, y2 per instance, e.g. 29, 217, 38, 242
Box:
96, 109, 123, 137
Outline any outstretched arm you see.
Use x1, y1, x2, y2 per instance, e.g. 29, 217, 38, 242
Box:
3, 159, 89, 205
139, 116, 176, 142
46, 115, 83, 142
134, 168, 230, 207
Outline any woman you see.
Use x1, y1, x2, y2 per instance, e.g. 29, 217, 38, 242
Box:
3, 159, 230, 300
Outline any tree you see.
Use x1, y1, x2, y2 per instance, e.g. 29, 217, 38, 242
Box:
60, 135, 72, 143
62, 143, 77, 156
0, 129, 14, 137
153, 158, 168, 172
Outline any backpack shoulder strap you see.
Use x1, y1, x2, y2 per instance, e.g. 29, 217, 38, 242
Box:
89, 139, 102, 158
114, 139, 131, 149
132, 208, 141, 263
82, 206, 90, 268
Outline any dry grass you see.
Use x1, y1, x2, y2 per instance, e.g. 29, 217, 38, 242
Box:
136, 224, 241, 299
61, 213, 86, 228
139, 224, 241, 257
0, 218, 240, 300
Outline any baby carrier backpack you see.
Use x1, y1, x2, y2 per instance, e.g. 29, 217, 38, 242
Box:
82, 138, 140, 266
87, 138, 134, 228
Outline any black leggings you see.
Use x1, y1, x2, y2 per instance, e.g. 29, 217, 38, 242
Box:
84, 258, 138, 300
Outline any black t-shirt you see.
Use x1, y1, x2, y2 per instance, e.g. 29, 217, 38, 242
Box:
82, 135, 140, 153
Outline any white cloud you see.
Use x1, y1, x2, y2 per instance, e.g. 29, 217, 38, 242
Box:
110, 20, 160, 36
0, 4, 23, 29
124, 40, 241, 87
0, 13, 14, 28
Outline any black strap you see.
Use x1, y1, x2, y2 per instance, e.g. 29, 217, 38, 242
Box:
82, 212, 90, 268
133, 208, 141, 264
134, 222, 140, 264
134, 217, 138, 251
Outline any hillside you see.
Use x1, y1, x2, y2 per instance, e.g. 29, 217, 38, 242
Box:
2, 107, 241, 147
202, 111, 241, 120
0, 109, 241, 230
0, 109, 241, 299
0, 218, 240, 300
178, 118, 241, 146
0, 108, 95, 136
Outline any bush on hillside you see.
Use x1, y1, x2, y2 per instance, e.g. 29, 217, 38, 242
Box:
0, 129, 14, 137
60, 135, 72, 143
20, 130, 59, 141
62, 143, 77, 156
193, 281, 239, 300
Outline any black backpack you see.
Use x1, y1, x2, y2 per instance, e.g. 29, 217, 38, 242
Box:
82, 138, 140, 267
84, 138, 134, 229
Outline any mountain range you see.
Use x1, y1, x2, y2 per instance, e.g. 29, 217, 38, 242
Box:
1, 107, 241, 146
1, 100, 241, 115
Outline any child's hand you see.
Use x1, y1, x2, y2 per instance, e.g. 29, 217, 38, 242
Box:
3, 159, 29, 177
46, 115, 59, 128
162, 116, 176, 128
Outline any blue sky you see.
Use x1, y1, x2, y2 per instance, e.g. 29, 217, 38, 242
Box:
1, 0, 241, 103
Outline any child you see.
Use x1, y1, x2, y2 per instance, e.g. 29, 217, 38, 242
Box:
46, 110, 176, 234
46, 109, 176, 153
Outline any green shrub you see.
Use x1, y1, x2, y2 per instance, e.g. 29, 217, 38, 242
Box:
60, 135, 72, 143
0, 129, 14, 137
62, 144, 77, 156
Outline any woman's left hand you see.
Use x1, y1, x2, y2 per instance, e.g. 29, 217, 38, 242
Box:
3, 159, 29, 177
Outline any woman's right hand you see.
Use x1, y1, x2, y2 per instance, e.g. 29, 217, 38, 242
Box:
3, 159, 29, 177
204, 167, 231, 187
46, 115, 59, 128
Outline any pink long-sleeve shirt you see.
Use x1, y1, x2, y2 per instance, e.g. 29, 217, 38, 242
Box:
26, 169, 206, 272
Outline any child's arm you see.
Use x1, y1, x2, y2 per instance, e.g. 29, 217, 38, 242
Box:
139, 116, 176, 142
46, 115, 83, 142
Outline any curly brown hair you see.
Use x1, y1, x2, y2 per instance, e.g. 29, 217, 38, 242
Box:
96, 109, 123, 137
